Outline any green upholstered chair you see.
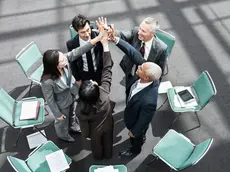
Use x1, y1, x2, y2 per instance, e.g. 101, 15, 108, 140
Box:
69, 25, 77, 39
167, 70, 217, 133
7, 141, 72, 172
156, 29, 175, 76
0, 87, 46, 146
146, 129, 213, 171
90, 165, 127, 172
15, 42, 43, 96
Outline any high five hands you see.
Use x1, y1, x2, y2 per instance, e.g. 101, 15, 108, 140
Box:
96, 17, 115, 42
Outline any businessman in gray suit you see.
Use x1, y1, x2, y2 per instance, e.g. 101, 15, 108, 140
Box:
116, 17, 167, 98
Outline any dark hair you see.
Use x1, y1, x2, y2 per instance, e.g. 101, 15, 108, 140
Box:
41, 50, 61, 81
79, 80, 100, 104
72, 14, 90, 32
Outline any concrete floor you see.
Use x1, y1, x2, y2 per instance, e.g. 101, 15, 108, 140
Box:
1, 0, 230, 171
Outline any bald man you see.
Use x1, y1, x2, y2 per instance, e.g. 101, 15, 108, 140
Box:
114, 37, 162, 157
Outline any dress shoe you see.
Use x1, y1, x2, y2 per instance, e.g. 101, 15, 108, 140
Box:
59, 136, 75, 143
69, 124, 81, 133
119, 148, 135, 157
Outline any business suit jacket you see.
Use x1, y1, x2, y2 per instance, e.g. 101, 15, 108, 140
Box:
41, 42, 95, 118
116, 39, 159, 137
76, 51, 114, 138
66, 26, 103, 81
116, 27, 167, 89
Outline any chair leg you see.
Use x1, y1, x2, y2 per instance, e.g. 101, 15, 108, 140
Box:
163, 63, 169, 76
146, 156, 157, 172
182, 112, 201, 134
157, 97, 168, 111
28, 81, 33, 96
33, 126, 48, 139
169, 112, 183, 129
14, 128, 22, 147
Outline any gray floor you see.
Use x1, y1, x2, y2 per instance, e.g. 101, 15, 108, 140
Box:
1, 0, 230, 171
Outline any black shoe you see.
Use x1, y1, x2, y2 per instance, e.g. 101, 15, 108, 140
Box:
69, 124, 81, 133
119, 148, 138, 157
59, 136, 75, 143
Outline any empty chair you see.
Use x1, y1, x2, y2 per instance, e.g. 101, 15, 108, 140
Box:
167, 70, 217, 133
146, 129, 213, 171
0, 87, 46, 146
7, 141, 72, 172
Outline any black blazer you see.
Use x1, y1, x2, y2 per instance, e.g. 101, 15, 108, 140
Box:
116, 27, 167, 86
116, 39, 159, 137
66, 27, 103, 81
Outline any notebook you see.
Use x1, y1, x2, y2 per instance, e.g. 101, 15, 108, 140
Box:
20, 101, 40, 120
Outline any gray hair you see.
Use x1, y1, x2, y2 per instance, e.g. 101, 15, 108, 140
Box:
144, 62, 162, 81
143, 17, 160, 33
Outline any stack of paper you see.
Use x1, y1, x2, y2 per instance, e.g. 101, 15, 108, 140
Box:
46, 150, 69, 172
94, 166, 119, 172
20, 101, 40, 120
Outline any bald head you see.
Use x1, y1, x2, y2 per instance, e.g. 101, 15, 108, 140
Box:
136, 62, 162, 82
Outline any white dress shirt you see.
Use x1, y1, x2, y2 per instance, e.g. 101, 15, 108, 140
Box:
142, 37, 153, 60
130, 79, 153, 99
79, 37, 97, 71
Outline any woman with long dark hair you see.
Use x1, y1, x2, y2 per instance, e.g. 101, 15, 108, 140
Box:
76, 29, 114, 159
41, 32, 104, 142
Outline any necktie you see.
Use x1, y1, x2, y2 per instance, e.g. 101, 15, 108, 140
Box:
131, 42, 145, 75
139, 42, 145, 57
127, 80, 139, 101
86, 50, 95, 72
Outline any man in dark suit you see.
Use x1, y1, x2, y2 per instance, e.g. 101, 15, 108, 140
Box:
116, 17, 167, 98
66, 14, 103, 86
114, 36, 162, 157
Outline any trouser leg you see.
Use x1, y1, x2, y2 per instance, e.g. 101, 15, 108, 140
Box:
102, 122, 114, 159
54, 107, 70, 140
69, 101, 81, 132
91, 132, 103, 160
130, 135, 144, 154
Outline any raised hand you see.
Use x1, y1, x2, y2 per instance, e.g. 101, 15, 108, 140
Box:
96, 17, 109, 32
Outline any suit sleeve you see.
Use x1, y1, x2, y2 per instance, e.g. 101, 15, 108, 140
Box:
130, 104, 156, 137
117, 39, 145, 66
157, 48, 167, 76
100, 51, 113, 93
115, 27, 138, 43
41, 81, 62, 118
66, 39, 74, 52
66, 42, 94, 62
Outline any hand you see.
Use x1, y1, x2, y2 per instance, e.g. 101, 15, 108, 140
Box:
99, 29, 109, 44
96, 16, 110, 32
57, 114, 66, 120
108, 24, 115, 42
128, 131, 135, 138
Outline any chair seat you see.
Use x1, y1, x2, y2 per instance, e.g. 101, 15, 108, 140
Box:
30, 65, 43, 83
89, 165, 127, 172
167, 88, 200, 112
26, 141, 71, 172
154, 130, 195, 170
14, 98, 44, 127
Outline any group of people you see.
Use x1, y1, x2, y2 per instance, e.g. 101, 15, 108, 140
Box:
40, 14, 167, 160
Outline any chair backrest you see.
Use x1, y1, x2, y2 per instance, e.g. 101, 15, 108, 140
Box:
7, 156, 31, 172
0, 88, 15, 125
69, 25, 77, 39
179, 138, 213, 170
192, 71, 217, 109
156, 29, 175, 57
16, 42, 42, 75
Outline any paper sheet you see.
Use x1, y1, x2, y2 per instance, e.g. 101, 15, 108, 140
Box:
94, 166, 119, 172
46, 150, 69, 172
158, 81, 173, 94
20, 101, 40, 120
26, 130, 47, 149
